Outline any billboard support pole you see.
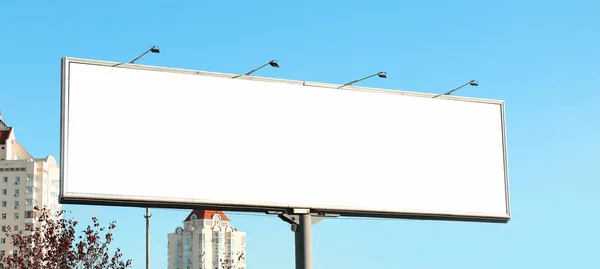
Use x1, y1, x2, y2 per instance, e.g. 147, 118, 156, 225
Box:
144, 208, 151, 269
274, 209, 338, 269
296, 213, 312, 269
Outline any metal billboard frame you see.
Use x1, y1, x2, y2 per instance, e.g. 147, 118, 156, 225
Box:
59, 57, 511, 224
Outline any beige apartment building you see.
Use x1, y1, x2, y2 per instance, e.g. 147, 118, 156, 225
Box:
0, 111, 61, 257
167, 210, 246, 269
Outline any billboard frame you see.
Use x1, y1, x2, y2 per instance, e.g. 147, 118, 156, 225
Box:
59, 57, 511, 223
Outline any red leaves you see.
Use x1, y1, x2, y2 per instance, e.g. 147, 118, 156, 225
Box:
0, 206, 132, 269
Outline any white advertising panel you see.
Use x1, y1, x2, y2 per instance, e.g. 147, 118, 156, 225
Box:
60, 57, 510, 222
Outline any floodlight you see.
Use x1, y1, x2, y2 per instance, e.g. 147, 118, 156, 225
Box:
432, 80, 479, 98
232, 60, 280, 78
338, 71, 387, 89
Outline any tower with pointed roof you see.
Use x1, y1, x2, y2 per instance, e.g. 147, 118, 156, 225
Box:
167, 209, 246, 269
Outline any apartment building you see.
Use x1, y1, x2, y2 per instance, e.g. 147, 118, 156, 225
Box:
0, 111, 61, 257
167, 210, 246, 269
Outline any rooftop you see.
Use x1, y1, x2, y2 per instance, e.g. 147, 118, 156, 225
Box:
0, 110, 13, 145
0, 128, 11, 145
184, 209, 230, 222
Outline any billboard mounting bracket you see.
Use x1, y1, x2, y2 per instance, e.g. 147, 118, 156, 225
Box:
267, 209, 339, 269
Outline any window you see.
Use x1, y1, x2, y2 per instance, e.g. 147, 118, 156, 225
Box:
14, 201, 19, 208
0, 238, 4, 244
0, 250, 4, 256
1, 201, 5, 207
25, 211, 34, 218
15, 177, 20, 184
2, 177, 7, 183
2, 189, 6, 195
13, 213, 18, 220
1, 213, 5, 220
1, 226, 5, 232
13, 225, 18, 231
14, 189, 19, 196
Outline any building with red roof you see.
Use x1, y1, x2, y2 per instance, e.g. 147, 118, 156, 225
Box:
167, 209, 246, 269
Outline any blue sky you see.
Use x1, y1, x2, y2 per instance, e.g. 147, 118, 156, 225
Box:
1, 0, 599, 268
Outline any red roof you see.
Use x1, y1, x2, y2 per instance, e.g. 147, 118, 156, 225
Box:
184, 209, 230, 222
0, 128, 11, 145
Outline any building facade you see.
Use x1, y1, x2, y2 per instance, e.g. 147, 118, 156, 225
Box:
0, 111, 61, 257
167, 210, 246, 269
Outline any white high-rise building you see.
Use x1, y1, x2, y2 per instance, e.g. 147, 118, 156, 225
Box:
0, 111, 62, 257
167, 210, 246, 269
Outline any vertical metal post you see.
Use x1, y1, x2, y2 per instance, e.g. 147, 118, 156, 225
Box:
144, 207, 152, 269
294, 226, 301, 269
276, 209, 332, 269
296, 213, 312, 269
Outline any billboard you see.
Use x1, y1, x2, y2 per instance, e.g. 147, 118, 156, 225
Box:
60, 57, 510, 223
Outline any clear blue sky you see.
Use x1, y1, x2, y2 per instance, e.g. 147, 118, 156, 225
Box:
1, 0, 599, 268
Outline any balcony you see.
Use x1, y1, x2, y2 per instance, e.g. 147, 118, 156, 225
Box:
24, 218, 34, 224
25, 199, 39, 211
25, 175, 37, 188
25, 188, 36, 199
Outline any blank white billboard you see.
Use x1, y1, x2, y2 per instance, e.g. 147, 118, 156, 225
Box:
60, 57, 510, 223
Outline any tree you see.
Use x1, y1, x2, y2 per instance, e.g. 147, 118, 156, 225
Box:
198, 248, 245, 269
0, 206, 132, 269
219, 251, 246, 269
